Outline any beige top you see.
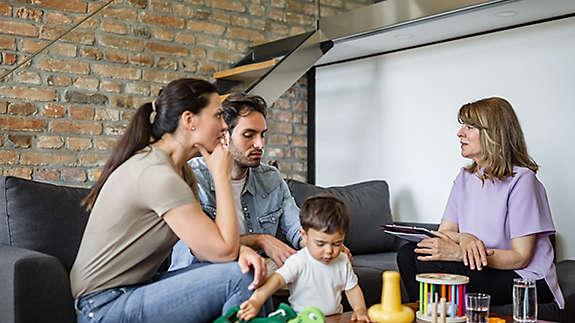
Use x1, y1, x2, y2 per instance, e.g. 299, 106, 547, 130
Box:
70, 146, 199, 298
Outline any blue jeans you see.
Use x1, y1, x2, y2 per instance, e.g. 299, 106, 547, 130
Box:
74, 261, 271, 323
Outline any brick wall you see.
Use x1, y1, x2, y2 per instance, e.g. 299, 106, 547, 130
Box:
0, 0, 372, 186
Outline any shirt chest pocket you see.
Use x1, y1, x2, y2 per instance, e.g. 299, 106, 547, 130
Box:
257, 209, 281, 230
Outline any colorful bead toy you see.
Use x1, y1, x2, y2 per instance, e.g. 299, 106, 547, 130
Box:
416, 273, 469, 322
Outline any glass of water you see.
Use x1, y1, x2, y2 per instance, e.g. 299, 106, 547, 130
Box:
465, 293, 490, 323
513, 278, 537, 322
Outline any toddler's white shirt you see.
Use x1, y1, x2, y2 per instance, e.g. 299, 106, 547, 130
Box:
276, 247, 358, 315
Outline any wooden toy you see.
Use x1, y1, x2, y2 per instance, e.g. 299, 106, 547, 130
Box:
415, 273, 469, 322
368, 271, 414, 323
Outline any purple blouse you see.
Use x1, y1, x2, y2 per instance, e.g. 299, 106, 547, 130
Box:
442, 166, 564, 308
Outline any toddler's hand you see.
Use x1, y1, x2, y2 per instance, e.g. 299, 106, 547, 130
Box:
238, 299, 259, 322
351, 309, 371, 322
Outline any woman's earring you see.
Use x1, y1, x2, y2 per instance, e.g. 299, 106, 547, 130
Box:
191, 126, 196, 131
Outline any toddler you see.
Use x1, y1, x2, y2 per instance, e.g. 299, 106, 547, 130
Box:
238, 194, 370, 322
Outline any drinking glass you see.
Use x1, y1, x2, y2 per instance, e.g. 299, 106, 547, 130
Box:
513, 278, 537, 322
465, 293, 490, 323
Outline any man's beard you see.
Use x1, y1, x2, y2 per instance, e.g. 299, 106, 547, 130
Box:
239, 150, 262, 168
231, 147, 262, 168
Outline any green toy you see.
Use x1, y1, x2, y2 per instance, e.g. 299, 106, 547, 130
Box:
213, 303, 325, 323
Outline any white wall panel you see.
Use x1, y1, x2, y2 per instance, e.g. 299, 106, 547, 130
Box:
316, 17, 575, 260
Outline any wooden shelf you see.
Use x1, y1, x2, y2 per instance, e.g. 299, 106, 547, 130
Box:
214, 59, 278, 82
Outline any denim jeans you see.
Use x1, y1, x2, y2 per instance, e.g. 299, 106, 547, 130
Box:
74, 261, 271, 323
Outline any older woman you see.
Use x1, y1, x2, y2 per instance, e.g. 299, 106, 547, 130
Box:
70, 79, 267, 323
397, 97, 564, 308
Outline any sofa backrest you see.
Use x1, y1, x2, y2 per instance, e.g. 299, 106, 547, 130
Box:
286, 179, 396, 255
0, 176, 90, 272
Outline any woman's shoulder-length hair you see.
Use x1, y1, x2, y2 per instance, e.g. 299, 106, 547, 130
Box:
458, 97, 538, 183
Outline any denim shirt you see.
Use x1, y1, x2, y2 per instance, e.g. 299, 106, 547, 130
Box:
170, 157, 302, 271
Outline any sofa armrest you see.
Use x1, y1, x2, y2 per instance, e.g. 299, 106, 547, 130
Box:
557, 260, 575, 322
0, 244, 75, 323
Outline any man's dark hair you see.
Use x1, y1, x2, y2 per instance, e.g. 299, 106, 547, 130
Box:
221, 92, 267, 134
300, 194, 350, 234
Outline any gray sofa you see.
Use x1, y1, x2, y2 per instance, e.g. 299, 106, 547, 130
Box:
1, 176, 573, 323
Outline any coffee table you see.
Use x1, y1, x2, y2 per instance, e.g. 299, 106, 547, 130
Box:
325, 303, 558, 322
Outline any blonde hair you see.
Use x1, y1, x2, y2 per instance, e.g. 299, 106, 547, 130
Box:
458, 97, 538, 183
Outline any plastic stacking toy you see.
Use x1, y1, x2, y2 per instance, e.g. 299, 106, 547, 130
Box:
368, 271, 414, 323
213, 302, 325, 323
415, 273, 469, 322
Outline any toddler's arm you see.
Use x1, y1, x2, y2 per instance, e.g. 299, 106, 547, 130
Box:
345, 284, 370, 322
238, 273, 286, 321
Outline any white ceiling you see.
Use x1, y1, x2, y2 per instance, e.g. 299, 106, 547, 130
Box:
315, 0, 575, 66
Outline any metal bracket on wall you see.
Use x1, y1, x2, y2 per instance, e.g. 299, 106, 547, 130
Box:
247, 30, 333, 106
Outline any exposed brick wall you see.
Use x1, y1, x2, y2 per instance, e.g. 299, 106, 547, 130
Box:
267, 77, 308, 181
0, 0, 372, 186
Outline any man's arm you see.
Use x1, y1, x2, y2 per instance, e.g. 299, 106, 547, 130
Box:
277, 178, 303, 248
240, 234, 296, 267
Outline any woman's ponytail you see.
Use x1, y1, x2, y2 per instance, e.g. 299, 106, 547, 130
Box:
82, 78, 217, 211
82, 102, 154, 210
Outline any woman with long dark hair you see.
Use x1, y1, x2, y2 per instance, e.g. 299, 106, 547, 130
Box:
397, 97, 564, 309
70, 78, 266, 322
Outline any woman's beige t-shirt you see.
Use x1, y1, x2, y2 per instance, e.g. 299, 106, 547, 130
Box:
70, 146, 199, 299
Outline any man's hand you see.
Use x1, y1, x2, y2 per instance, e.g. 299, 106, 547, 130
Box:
458, 233, 494, 270
415, 231, 462, 262
260, 235, 296, 267
238, 245, 266, 290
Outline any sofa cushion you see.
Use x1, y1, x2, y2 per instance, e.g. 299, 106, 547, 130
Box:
354, 252, 400, 272
0, 177, 90, 272
286, 179, 396, 255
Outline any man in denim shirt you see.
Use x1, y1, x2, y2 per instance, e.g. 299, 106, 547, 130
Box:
170, 93, 302, 271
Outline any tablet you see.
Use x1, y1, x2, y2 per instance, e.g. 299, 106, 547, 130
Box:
381, 224, 437, 242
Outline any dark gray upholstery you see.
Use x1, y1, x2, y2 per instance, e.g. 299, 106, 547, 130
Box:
286, 179, 395, 255
0, 176, 89, 323
0, 176, 90, 271
0, 245, 75, 323
354, 252, 399, 271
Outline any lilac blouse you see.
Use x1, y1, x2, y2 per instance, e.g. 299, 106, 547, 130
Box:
442, 166, 564, 308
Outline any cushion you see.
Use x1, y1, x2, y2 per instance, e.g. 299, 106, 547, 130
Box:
286, 179, 396, 255
353, 252, 400, 272
0, 176, 90, 272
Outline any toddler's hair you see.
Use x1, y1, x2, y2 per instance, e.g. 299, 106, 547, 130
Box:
300, 194, 350, 234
